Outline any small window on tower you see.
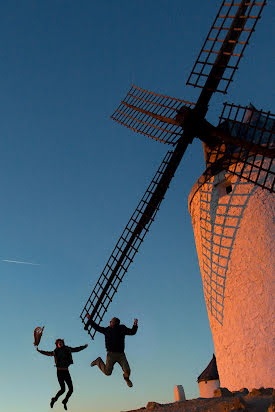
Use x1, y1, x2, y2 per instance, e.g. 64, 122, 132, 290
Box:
226, 184, 232, 194
215, 177, 233, 197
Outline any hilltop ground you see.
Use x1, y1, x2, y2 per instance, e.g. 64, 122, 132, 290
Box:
124, 387, 275, 412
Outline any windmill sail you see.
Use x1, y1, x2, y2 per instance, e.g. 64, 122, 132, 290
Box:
206, 104, 275, 191
111, 85, 195, 145
80, 136, 191, 336
187, 0, 266, 96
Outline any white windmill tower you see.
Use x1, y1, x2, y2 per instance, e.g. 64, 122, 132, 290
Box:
189, 104, 274, 390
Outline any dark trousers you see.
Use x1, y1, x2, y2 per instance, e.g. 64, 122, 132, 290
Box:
96, 352, 131, 378
53, 369, 73, 404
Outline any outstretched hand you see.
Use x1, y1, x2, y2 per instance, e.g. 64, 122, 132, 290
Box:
134, 318, 138, 326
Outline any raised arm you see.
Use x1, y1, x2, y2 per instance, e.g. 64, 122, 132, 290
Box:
69, 344, 88, 353
36, 348, 54, 356
84, 315, 106, 334
123, 318, 138, 335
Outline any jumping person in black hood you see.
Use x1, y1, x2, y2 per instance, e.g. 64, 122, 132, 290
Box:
85, 316, 138, 387
37, 339, 88, 410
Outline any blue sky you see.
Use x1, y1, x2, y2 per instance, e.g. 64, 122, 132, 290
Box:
0, 1, 274, 412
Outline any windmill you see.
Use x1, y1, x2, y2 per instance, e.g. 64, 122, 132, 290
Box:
81, 0, 274, 390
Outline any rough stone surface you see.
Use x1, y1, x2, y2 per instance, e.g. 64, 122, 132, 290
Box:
124, 391, 274, 412
146, 402, 163, 410
188, 165, 275, 390
232, 396, 248, 410
248, 388, 274, 397
232, 388, 249, 396
214, 387, 233, 397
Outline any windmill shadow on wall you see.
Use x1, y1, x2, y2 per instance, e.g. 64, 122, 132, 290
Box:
80, 0, 274, 338
192, 104, 274, 324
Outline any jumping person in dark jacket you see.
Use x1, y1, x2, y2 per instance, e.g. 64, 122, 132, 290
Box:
37, 339, 88, 410
85, 315, 138, 387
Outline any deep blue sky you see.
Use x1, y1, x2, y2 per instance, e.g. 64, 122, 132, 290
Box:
1, 2, 274, 412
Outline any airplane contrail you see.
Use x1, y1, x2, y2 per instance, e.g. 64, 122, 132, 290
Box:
2, 259, 40, 266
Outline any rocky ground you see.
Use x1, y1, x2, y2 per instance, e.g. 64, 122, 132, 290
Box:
124, 387, 275, 412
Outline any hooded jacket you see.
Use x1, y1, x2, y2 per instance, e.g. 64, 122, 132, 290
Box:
88, 320, 137, 352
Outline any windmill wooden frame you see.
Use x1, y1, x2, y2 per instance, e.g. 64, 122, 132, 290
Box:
80, 0, 274, 339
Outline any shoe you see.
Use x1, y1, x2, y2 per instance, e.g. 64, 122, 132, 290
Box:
50, 398, 55, 408
62, 400, 68, 410
90, 357, 100, 367
124, 377, 133, 387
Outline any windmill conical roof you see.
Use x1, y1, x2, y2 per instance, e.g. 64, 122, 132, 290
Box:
197, 354, 219, 383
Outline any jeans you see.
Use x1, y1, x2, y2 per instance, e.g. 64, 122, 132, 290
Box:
96, 352, 131, 378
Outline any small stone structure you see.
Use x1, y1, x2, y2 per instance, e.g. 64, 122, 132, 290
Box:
197, 354, 220, 398
174, 385, 186, 402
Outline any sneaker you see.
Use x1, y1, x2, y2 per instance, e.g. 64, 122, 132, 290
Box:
62, 400, 68, 410
50, 398, 55, 408
90, 357, 100, 367
124, 377, 133, 387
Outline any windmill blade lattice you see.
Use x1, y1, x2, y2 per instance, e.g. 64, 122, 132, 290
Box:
206, 103, 275, 191
111, 85, 195, 145
80, 137, 191, 337
187, 0, 266, 95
